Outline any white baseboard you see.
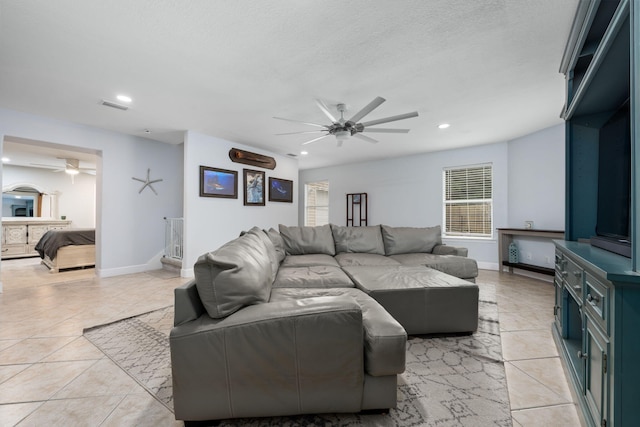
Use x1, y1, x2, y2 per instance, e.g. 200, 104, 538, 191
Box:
478, 262, 499, 271
181, 267, 194, 278
97, 263, 152, 278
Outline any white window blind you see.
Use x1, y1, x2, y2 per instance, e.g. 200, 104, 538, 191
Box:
443, 164, 493, 237
304, 181, 329, 226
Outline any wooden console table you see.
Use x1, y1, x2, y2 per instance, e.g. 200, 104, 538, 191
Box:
497, 228, 565, 275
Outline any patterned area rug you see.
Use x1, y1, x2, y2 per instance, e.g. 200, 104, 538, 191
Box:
84, 283, 511, 426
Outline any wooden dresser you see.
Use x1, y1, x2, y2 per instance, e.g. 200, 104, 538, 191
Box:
1, 218, 71, 259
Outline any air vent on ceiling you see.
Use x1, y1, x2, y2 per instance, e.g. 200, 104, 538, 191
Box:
287, 153, 298, 157
100, 99, 129, 111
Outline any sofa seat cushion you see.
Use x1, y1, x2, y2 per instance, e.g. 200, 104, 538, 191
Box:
342, 265, 479, 335
270, 288, 406, 377
330, 224, 385, 255
389, 253, 478, 279
193, 228, 273, 319
281, 254, 340, 268
334, 253, 401, 267
273, 266, 355, 289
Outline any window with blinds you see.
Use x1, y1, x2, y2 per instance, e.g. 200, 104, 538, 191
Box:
443, 164, 493, 237
304, 181, 329, 226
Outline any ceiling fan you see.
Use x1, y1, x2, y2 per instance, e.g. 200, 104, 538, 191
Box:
274, 97, 419, 147
30, 158, 96, 175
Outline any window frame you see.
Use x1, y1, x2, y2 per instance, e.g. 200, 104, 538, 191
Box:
304, 180, 329, 226
442, 163, 493, 239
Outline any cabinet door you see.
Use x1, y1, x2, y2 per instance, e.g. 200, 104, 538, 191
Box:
584, 315, 609, 427
28, 225, 49, 244
4, 225, 27, 244
554, 276, 563, 330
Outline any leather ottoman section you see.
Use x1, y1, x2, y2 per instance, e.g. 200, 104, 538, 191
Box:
270, 288, 407, 376
281, 254, 340, 268
273, 265, 355, 288
389, 253, 478, 280
334, 253, 402, 267
342, 265, 479, 335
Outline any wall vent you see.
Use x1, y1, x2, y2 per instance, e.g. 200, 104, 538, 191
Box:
100, 99, 129, 111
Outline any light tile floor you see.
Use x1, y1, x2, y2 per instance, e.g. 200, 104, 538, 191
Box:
0, 258, 583, 426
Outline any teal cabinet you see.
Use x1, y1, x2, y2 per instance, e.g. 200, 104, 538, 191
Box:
558, 3, 640, 424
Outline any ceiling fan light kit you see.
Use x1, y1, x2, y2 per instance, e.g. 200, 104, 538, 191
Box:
65, 158, 80, 175
275, 96, 418, 147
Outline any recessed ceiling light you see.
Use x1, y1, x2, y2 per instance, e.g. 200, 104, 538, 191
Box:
300, 151, 308, 155
116, 94, 132, 103
438, 123, 450, 129
1, 157, 10, 162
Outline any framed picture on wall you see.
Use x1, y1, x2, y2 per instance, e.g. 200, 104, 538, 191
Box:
199, 166, 238, 198
243, 169, 265, 206
268, 177, 293, 203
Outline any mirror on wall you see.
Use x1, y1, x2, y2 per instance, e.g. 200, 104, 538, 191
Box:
2, 185, 58, 218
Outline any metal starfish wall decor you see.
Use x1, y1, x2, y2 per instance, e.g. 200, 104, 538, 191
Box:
132, 168, 163, 195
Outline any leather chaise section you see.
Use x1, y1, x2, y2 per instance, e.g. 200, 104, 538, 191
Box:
271, 288, 407, 376
343, 265, 479, 335
389, 252, 478, 280
171, 296, 364, 421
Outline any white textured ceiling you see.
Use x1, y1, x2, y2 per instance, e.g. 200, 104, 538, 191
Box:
0, 0, 578, 170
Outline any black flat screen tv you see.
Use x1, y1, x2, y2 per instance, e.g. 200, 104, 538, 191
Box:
592, 99, 632, 257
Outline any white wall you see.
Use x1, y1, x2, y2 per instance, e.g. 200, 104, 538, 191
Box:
507, 124, 565, 270
3, 164, 96, 228
299, 124, 565, 270
300, 142, 509, 268
182, 131, 298, 276
0, 108, 184, 277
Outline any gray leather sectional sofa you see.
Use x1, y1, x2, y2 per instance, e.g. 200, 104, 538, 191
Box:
170, 224, 479, 422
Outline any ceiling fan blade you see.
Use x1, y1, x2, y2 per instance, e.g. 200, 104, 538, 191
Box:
276, 130, 326, 135
315, 99, 337, 123
348, 96, 386, 123
353, 133, 379, 144
360, 111, 419, 127
361, 128, 411, 133
273, 117, 327, 128
301, 134, 332, 145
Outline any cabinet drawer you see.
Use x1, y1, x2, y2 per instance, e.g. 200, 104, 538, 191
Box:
585, 272, 609, 334
1, 244, 28, 257
563, 256, 584, 300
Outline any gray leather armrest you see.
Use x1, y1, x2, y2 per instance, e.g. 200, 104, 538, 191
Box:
170, 296, 365, 420
174, 280, 205, 327
432, 244, 468, 257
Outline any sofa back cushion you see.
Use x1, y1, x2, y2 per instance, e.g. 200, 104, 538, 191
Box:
381, 225, 442, 255
278, 224, 336, 255
330, 224, 385, 255
193, 229, 273, 319
265, 227, 286, 263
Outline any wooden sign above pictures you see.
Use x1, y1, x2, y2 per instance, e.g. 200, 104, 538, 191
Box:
229, 148, 276, 170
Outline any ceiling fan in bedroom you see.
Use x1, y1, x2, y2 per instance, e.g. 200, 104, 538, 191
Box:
29, 158, 96, 183
274, 96, 419, 147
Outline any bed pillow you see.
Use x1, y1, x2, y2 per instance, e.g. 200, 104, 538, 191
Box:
193, 230, 272, 319
330, 224, 385, 254
278, 224, 336, 255
381, 225, 442, 255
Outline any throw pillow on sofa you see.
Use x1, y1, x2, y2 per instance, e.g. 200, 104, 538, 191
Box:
279, 224, 336, 256
193, 229, 273, 319
330, 224, 385, 255
381, 225, 442, 255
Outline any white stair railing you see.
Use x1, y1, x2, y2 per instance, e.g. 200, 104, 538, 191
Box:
164, 217, 184, 260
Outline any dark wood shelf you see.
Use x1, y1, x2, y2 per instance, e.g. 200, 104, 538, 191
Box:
501, 261, 555, 276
